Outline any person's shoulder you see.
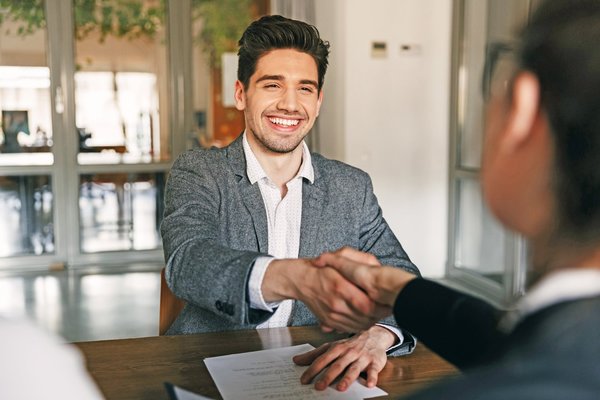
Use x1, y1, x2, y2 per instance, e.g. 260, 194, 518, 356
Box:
311, 152, 371, 184
171, 145, 230, 173
175, 145, 226, 163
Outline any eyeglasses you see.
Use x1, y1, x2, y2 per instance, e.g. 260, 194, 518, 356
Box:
481, 41, 517, 101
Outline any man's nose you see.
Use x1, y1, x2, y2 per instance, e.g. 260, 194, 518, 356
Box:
277, 89, 299, 112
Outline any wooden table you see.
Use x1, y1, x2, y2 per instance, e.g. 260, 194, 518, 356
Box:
76, 326, 458, 400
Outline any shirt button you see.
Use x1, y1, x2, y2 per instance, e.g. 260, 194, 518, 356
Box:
215, 300, 223, 311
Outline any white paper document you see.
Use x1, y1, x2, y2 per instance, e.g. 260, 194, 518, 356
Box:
204, 343, 388, 400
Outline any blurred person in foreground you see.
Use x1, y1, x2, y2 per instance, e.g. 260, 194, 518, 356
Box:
0, 318, 103, 400
295, 0, 600, 397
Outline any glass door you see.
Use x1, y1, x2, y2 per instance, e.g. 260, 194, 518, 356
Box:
70, 0, 170, 265
0, 0, 182, 270
447, 0, 537, 305
0, 1, 59, 268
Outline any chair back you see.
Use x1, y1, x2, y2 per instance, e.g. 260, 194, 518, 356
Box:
159, 267, 186, 335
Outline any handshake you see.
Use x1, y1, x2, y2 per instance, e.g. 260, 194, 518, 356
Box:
267, 247, 418, 334
258, 247, 421, 391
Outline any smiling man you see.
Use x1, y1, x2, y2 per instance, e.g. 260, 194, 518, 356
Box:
161, 15, 419, 388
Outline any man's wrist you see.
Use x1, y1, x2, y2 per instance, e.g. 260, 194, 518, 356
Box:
248, 257, 280, 311
376, 267, 418, 306
262, 259, 309, 302
368, 324, 398, 350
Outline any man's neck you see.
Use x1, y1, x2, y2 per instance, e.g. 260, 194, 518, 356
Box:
247, 136, 304, 194
530, 235, 600, 282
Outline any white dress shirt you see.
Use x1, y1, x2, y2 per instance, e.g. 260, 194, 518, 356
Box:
244, 133, 312, 328
243, 133, 404, 347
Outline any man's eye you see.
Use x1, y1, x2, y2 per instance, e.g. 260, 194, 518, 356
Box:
300, 87, 314, 93
264, 83, 279, 89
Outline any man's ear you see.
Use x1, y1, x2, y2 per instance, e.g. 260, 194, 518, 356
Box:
234, 80, 246, 111
315, 90, 324, 117
503, 72, 541, 151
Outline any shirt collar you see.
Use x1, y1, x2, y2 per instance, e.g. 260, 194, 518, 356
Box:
242, 131, 314, 185
500, 268, 600, 332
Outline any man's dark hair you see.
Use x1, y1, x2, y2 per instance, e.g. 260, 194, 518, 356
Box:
237, 15, 330, 91
518, 0, 600, 241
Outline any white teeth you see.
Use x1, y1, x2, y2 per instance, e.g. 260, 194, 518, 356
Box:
269, 117, 300, 127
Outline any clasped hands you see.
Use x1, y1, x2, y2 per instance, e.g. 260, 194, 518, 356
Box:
293, 246, 416, 333
274, 247, 417, 391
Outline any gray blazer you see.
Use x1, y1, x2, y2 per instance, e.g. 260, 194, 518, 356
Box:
161, 135, 419, 339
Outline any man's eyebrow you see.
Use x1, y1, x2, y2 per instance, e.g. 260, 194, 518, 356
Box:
255, 75, 284, 83
299, 79, 318, 88
254, 75, 318, 88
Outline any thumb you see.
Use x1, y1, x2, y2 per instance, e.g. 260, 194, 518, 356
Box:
313, 253, 341, 269
312, 254, 330, 268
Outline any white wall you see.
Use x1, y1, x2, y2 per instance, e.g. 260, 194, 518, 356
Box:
315, 0, 452, 277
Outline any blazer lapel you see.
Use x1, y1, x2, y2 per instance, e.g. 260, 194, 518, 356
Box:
298, 165, 326, 258
226, 136, 269, 254
291, 161, 325, 325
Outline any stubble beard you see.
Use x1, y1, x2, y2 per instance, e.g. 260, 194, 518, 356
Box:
253, 129, 308, 154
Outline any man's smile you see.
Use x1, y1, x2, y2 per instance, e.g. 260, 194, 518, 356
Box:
268, 117, 301, 127
265, 115, 305, 132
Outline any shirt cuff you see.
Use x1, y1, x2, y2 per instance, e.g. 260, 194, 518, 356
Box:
248, 256, 283, 312
375, 323, 404, 352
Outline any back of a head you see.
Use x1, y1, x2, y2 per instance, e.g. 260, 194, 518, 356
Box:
519, 0, 600, 242
237, 15, 330, 91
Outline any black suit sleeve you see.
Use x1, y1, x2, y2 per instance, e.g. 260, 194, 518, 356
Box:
393, 279, 505, 369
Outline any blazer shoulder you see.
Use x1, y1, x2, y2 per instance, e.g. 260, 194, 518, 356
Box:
172, 146, 228, 171
311, 152, 371, 185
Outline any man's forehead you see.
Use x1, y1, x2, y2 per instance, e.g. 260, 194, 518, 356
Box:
251, 49, 318, 81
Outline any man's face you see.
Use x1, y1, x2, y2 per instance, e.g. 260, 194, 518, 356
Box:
481, 52, 522, 230
235, 49, 323, 154
481, 90, 511, 215
481, 71, 553, 239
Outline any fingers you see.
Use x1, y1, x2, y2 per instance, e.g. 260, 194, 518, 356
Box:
300, 259, 387, 332
298, 340, 386, 392
315, 253, 369, 287
313, 253, 342, 269
316, 254, 381, 304
336, 247, 381, 266
314, 294, 379, 332
313, 247, 379, 268
307, 268, 380, 332
293, 342, 331, 366
327, 297, 380, 332
366, 364, 383, 388
334, 341, 386, 391
332, 356, 371, 391
313, 253, 355, 274
321, 310, 379, 333
333, 275, 375, 316
299, 342, 345, 386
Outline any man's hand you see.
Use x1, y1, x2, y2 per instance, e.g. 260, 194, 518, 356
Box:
314, 247, 417, 306
263, 259, 391, 333
293, 325, 394, 391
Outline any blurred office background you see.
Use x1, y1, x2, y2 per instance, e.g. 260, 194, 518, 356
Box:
0, 0, 540, 341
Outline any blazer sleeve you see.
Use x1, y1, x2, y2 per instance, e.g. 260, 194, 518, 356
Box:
393, 278, 505, 369
160, 151, 272, 326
